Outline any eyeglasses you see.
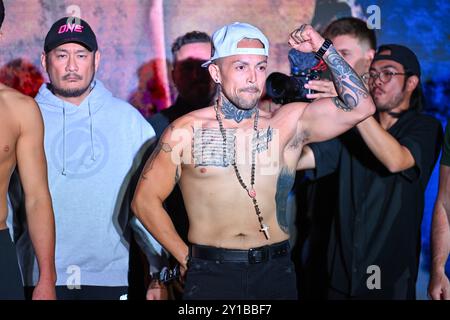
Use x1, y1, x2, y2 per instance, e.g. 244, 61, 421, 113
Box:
362, 70, 408, 84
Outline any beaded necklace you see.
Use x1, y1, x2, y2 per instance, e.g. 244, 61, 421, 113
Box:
214, 101, 270, 240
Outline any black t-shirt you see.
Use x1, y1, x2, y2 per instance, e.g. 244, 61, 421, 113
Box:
307, 111, 443, 296
147, 98, 192, 139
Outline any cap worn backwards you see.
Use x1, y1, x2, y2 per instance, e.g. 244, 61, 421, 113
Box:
201, 22, 269, 67
44, 16, 98, 53
373, 44, 421, 77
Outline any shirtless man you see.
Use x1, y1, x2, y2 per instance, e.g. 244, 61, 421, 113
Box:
0, 0, 56, 299
132, 22, 375, 299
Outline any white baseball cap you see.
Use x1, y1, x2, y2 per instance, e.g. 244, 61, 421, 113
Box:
201, 22, 269, 67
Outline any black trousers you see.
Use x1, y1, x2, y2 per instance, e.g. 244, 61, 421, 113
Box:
183, 241, 298, 300
0, 228, 24, 300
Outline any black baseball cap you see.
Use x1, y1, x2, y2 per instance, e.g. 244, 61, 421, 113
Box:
373, 44, 421, 77
44, 17, 98, 53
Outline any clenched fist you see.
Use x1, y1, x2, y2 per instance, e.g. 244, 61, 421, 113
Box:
288, 24, 326, 53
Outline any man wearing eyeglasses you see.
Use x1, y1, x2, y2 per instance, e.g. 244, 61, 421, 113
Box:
298, 44, 443, 299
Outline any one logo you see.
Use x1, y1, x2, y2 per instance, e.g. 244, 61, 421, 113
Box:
58, 23, 84, 34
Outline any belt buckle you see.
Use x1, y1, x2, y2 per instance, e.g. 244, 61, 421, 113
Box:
248, 247, 268, 264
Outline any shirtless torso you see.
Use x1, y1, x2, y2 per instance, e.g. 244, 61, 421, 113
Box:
0, 84, 26, 229
175, 103, 304, 249
0, 83, 56, 299
0, 0, 55, 299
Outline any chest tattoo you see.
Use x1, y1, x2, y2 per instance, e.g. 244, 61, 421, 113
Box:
192, 127, 274, 167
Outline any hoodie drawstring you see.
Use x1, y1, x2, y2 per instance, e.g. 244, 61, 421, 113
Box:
61, 102, 67, 175
88, 101, 96, 161
61, 100, 96, 175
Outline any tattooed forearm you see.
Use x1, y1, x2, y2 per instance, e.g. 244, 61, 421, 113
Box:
324, 46, 369, 110
142, 141, 173, 179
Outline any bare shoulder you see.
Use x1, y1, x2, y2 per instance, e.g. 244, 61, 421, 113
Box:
0, 85, 43, 138
184, 106, 216, 122
167, 106, 216, 132
158, 108, 212, 144
0, 85, 40, 116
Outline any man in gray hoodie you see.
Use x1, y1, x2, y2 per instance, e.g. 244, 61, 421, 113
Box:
15, 16, 167, 300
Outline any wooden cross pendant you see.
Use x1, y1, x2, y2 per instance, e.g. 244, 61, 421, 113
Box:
260, 223, 270, 240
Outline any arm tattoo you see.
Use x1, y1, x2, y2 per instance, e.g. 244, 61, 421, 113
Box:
142, 141, 173, 179
275, 167, 296, 234
324, 46, 369, 110
332, 97, 353, 112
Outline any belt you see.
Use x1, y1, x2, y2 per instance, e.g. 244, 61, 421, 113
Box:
190, 240, 290, 264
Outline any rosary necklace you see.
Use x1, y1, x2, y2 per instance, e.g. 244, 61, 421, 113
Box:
214, 98, 270, 240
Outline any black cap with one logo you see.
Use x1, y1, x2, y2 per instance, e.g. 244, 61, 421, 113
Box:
44, 16, 98, 53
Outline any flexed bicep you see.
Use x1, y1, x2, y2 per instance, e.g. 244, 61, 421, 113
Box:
288, 30, 375, 144
300, 45, 375, 141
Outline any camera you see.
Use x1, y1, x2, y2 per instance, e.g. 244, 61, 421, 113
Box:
265, 50, 326, 105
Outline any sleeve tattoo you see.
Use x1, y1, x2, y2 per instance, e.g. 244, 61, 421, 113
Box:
324, 46, 369, 111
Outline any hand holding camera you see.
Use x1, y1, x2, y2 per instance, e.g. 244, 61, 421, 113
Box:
304, 79, 338, 100
265, 49, 326, 104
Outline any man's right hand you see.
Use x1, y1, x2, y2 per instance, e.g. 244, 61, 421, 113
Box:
305, 79, 338, 100
428, 270, 450, 300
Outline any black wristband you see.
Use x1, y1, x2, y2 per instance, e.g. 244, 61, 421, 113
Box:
315, 38, 333, 60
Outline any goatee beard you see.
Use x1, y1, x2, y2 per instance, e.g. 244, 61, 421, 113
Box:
49, 73, 95, 98
50, 84, 91, 98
